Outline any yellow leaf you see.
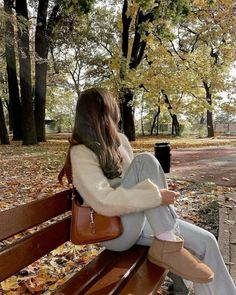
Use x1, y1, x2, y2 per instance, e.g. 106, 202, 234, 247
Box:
1, 276, 18, 291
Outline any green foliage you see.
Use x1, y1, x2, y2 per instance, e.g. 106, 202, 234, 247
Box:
77, 0, 94, 13
57, 0, 94, 13
46, 86, 76, 131
48, 3, 118, 93
135, 0, 190, 17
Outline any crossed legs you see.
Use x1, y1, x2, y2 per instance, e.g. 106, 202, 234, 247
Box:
101, 153, 236, 294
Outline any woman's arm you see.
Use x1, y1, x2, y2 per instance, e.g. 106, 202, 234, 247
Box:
71, 145, 162, 217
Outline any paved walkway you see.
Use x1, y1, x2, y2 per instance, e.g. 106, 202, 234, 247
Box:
218, 192, 236, 284
167, 145, 236, 284
169, 146, 236, 187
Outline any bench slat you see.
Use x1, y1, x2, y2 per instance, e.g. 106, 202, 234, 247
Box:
0, 217, 70, 282
53, 249, 121, 295
120, 260, 167, 295
84, 245, 148, 295
55, 245, 148, 295
0, 189, 72, 241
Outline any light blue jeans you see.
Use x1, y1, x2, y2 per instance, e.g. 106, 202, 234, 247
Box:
101, 153, 236, 295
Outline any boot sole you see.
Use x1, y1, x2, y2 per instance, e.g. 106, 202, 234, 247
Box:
147, 254, 214, 284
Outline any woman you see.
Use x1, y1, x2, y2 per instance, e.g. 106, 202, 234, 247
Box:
59, 88, 236, 295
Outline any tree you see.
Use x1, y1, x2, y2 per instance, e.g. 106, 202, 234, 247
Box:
4, 0, 22, 140
34, 0, 50, 142
15, 0, 37, 145
44, 1, 120, 121
0, 6, 9, 144
131, 39, 190, 137
0, 96, 9, 144
215, 88, 236, 123
34, 0, 94, 141
129, 0, 236, 138
161, 90, 181, 135
117, 0, 190, 140
34, 1, 65, 142
150, 104, 160, 135
1, 0, 95, 144
0, 72, 9, 144
46, 85, 76, 131
166, 0, 236, 137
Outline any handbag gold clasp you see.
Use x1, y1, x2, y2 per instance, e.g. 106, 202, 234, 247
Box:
90, 208, 96, 234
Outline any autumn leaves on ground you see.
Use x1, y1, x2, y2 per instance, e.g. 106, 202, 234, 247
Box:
0, 134, 235, 294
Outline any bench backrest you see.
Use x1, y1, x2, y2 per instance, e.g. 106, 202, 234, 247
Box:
0, 189, 72, 282
0, 189, 167, 295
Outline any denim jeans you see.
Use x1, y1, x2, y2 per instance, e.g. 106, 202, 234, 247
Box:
101, 153, 236, 295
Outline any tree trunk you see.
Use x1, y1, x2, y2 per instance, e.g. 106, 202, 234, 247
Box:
119, 1, 154, 141
150, 107, 160, 135
171, 114, 180, 136
34, 0, 49, 142
150, 115, 156, 135
203, 81, 214, 137
16, 0, 37, 145
162, 90, 180, 136
156, 116, 159, 135
34, 3, 61, 142
0, 97, 10, 144
140, 97, 145, 136
151, 105, 160, 135
119, 88, 135, 141
119, 0, 135, 140
206, 109, 214, 137
4, 0, 22, 140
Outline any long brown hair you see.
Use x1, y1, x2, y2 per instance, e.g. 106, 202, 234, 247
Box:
58, 87, 122, 184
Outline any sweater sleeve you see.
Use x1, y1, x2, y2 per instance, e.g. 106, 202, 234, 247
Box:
71, 145, 162, 217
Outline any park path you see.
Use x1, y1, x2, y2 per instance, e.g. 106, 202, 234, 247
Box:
169, 145, 236, 187
167, 145, 236, 284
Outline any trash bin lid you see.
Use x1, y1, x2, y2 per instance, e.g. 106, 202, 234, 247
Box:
154, 142, 170, 147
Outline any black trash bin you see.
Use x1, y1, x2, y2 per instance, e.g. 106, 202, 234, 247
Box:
154, 142, 171, 173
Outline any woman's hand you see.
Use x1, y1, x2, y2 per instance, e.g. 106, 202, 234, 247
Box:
160, 188, 180, 205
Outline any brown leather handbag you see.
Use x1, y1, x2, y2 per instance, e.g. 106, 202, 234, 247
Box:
70, 189, 123, 245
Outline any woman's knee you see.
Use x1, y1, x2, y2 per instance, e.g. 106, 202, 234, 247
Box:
101, 212, 145, 252
204, 231, 219, 249
135, 152, 157, 161
135, 152, 161, 168
133, 152, 166, 188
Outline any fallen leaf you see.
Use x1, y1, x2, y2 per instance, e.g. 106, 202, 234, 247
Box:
225, 262, 235, 265
224, 220, 236, 225
222, 177, 230, 181
0, 276, 18, 291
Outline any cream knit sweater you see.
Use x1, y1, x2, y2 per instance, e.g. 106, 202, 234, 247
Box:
71, 133, 162, 216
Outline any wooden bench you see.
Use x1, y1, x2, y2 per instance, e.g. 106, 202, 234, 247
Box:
0, 189, 167, 294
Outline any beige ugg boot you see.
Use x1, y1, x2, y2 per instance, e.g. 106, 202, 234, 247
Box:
147, 237, 214, 283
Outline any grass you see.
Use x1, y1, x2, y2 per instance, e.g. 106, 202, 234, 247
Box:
131, 134, 236, 152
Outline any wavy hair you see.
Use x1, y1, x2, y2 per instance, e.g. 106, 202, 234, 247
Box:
58, 88, 122, 184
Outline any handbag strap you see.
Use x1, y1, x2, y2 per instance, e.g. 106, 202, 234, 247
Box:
72, 185, 84, 205
70, 163, 84, 205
